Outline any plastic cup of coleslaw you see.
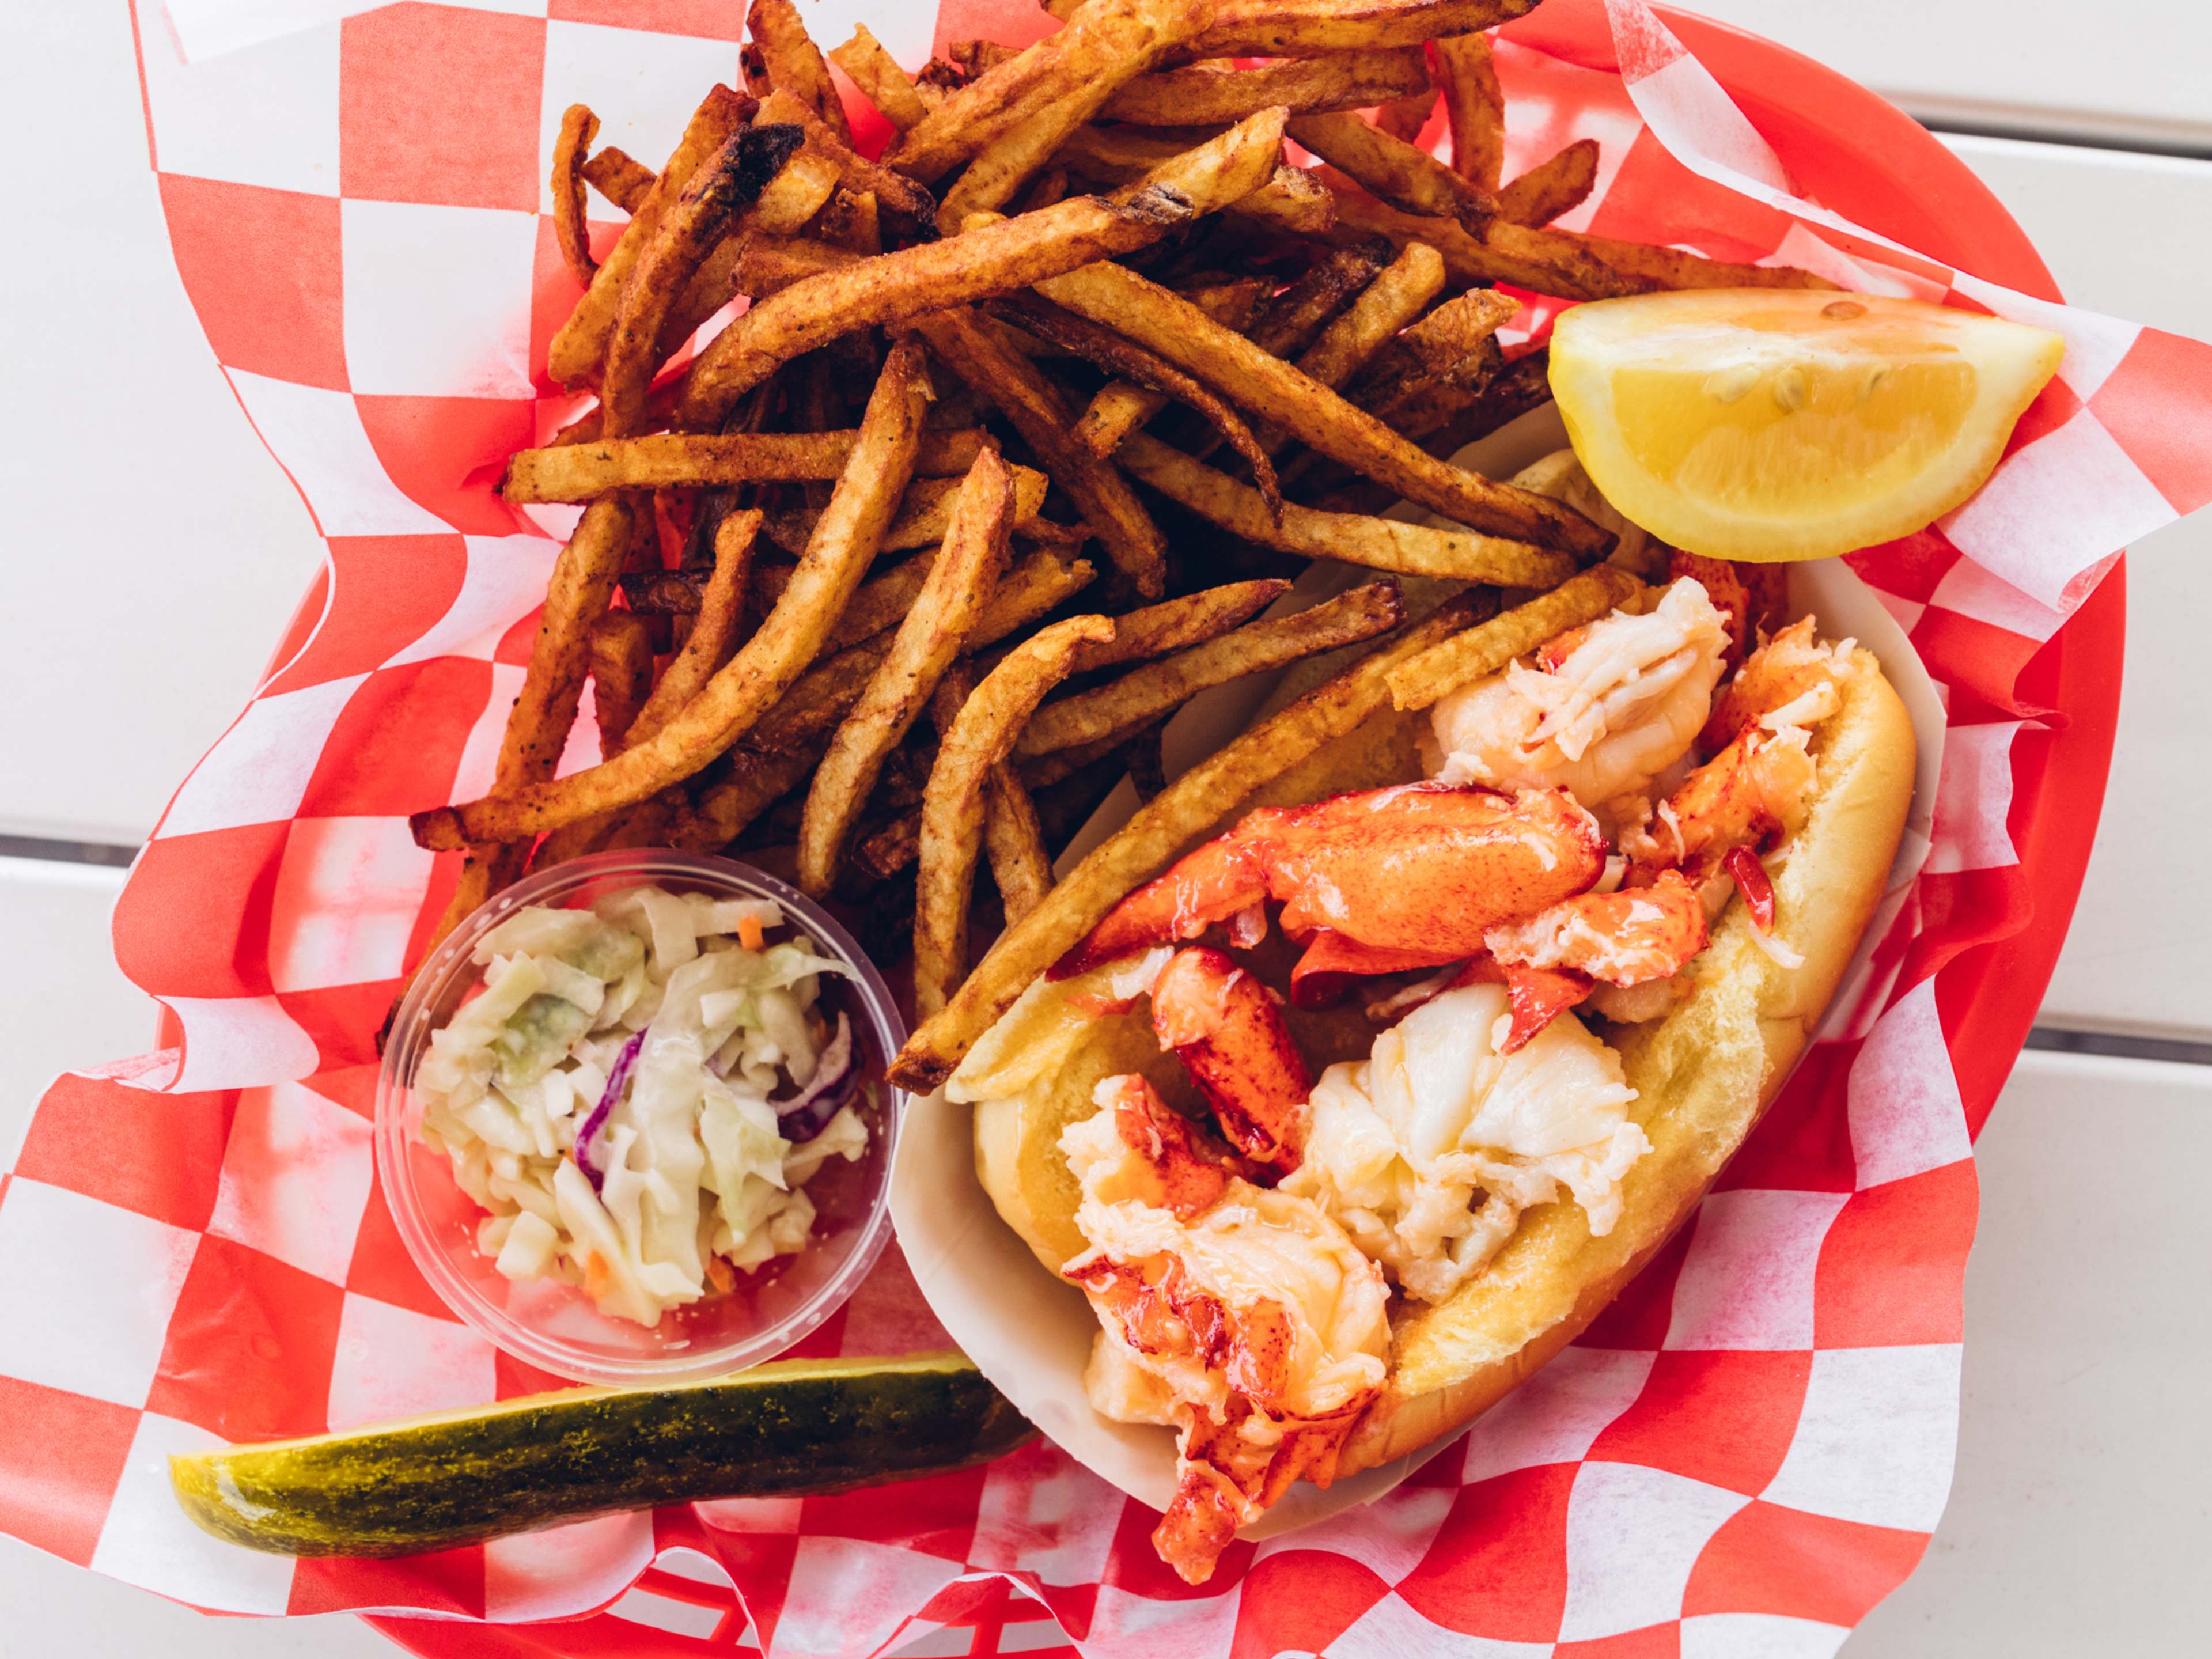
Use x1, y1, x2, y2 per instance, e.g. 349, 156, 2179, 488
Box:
374, 850, 907, 1386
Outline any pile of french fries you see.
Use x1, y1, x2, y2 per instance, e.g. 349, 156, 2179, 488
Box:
402, 0, 1828, 1060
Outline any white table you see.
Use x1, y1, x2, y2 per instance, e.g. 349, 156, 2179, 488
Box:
3, 5, 2208, 1655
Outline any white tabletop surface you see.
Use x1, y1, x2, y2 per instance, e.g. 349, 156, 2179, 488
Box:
2, 3, 2209, 1656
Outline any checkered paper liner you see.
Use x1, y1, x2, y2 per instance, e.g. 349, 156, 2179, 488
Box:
5, 0, 2206, 1653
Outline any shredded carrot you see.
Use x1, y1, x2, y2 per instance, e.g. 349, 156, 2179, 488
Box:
584, 1251, 611, 1300
705, 1255, 736, 1294
737, 912, 767, 950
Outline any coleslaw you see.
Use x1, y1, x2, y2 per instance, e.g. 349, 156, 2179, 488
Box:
415, 885, 871, 1326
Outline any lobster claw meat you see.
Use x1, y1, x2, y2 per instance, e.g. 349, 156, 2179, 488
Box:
1054, 782, 1607, 979
1150, 948, 1313, 1177
1287, 931, 1465, 1010
1484, 868, 1709, 989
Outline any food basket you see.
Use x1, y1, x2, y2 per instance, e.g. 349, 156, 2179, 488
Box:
12, 0, 2206, 1653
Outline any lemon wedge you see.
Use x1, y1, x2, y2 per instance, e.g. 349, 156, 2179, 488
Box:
1549, 290, 2064, 562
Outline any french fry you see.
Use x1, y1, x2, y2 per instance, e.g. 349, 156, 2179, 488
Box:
603, 123, 806, 437
748, 0, 851, 145
986, 770, 1054, 922
753, 89, 937, 237
1436, 32, 1504, 192
1073, 278, 1263, 457
502, 428, 988, 501
414, 340, 933, 849
1115, 433, 1574, 586
587, 609, 654, 752
798, 449, 1015, 895
940, 0, 1213, 222
748, 549, 1099, 755
1048, 124, 1336, 234
1191, 0, 1538, 58
831, 25, 930, 134
1015, 582, 1406, 760
1327, 184, 1831, 300
582, 145, 654, 214
885, 0, 1200, 186
1248, 243, 1391, 357
914, 614, 1116, 1020
816, 188, 881, 255
674, 111, 1288, 430
1068, 579, 1290, 671
916, 307, 1168, 597
1386, 566, 1641, 711
1346, 287, 1521, 430
888, 585, 1494, 1089
1102, 48, 1428, 126
1253, 240, 1446, 454
1498, 137, 1599, 226
762, 463, 1050, 557
745, 146, 842, 234
1288, 109, 1495, 225
991, 297, 1281, 517
658, 236, 859, 360
1030, 259, 1609, 554
1374, 81, 1440, 146
552, 104, 600, 285
537, 510, 765, 870
548, 84, 753, 389
631, 509, 759, 740
675, 745, 821, 854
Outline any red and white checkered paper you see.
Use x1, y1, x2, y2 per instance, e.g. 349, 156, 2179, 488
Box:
8, 0, 2210, 1653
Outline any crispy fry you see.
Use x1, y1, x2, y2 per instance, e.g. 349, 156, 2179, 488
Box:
538, 510, 764, 870
889, 585, 1494, 1089
915, 615, 1116, 1019
1346, 286, 1520, 429
831, 25, 930, 133
1048, 124, 1335, 234
748, 0, 851, 145
1116, 433, 1575, 586
916, 307, 1168, 597
1326, 184, 1831, 300
816, 188, 881, 255
1255, 240, 1445, 453
749, 549, 1100, 753
1248, 244, 1390, 357
1436, 32, 1503, 192
886, 0, 1200, 186
941, 0, 1213, 222
1191, 0, 1537, 57
1498, 137, 1599, 226
991, 297, 1281, 517
1016, 582, 1404, 760
631, 509, 759, 740
552, 104, 601, 285
986, 770, 1054, 922
762, 463, 1051, 556
676, 746, 821, 853
1071, 578, 1290, 672
503, 428, 988, 501
747, 146, 842, 234
1031, 259, 1609, 553
549, 84, 753, 389
1386, 565, 1641, 711
1230, 164, 1339, 234
1074, 278, 1263, 457
753, 89, 937, 237
414, 342, 933, 848
588, 609, 654, 752
1373, 81, 1440, 146
603, 123, 806, 437
675, 111, 1287, 429
799, 449, 1014, 895
582, 145, 655, 214
1289, 109, 1495, 225
1104, 48, 1428, 126
657, 235, 859, 361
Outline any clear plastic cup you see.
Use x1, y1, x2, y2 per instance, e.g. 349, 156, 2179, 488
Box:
374, 850, 907, 1385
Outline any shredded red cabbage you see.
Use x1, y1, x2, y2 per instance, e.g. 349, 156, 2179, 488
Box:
575, 1029, 646, 1193
772, 1012, 860, 1144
